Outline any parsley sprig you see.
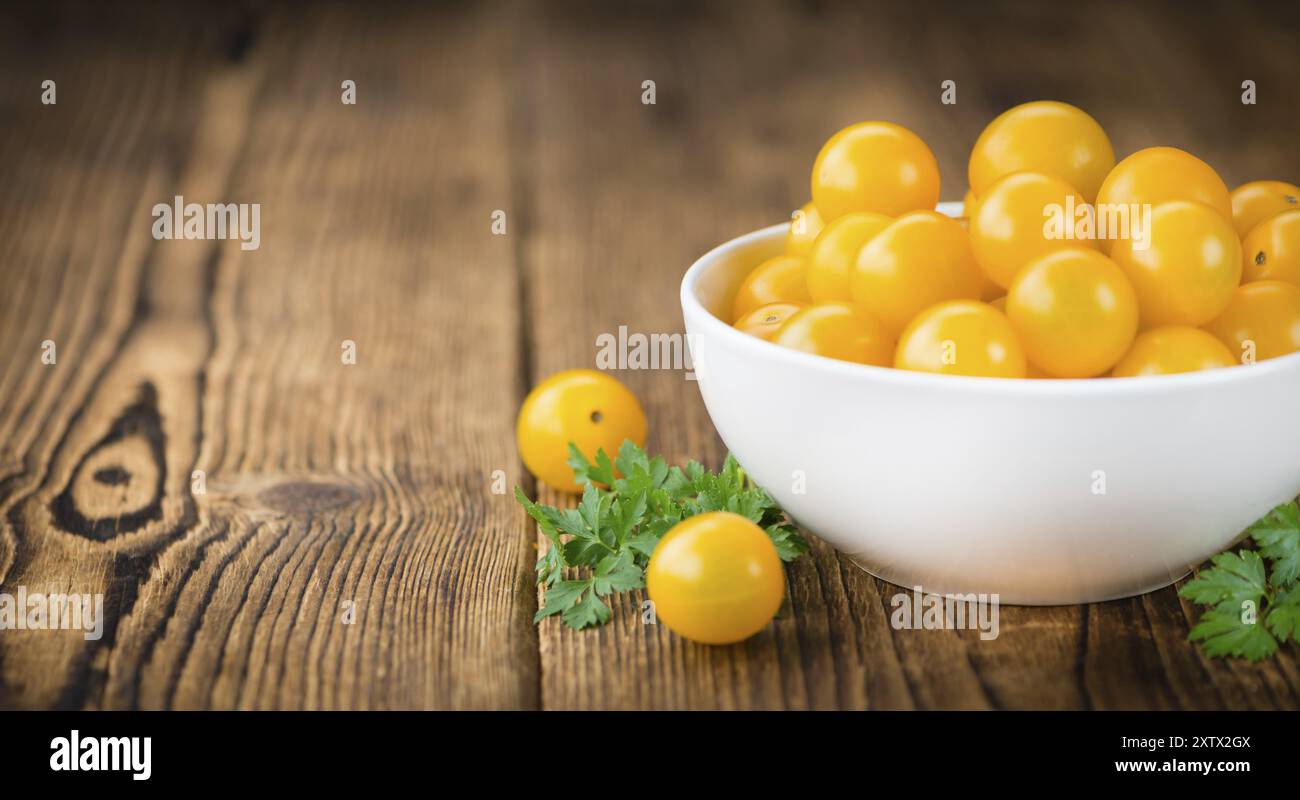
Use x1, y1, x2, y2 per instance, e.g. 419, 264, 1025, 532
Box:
1180, 502, 1300, 661
515, 440, 808, 630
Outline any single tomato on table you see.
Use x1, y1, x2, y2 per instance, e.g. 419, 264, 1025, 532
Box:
646, 511, 785, 645
516, 370, 647, 493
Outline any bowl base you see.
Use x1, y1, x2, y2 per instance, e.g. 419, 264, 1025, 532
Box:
845, 557, 1191, 607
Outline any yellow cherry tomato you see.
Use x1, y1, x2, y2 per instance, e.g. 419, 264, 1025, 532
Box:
1242, 208, 1300, 287
646, 511, 785, 645
895, 300, 1026, 378
969, 101, 1115, 202
770, 302, 893, 366
732, 255, 811, 322
970, 171, 1098, 290
517, 370, 647, 493
1007, 249, 1139, 378
811, 121, 940, 221
962, 213, 1004, 302
806, 211, 892, 302
850, 211, 984, 334
733, 302, 805, 341
983, 307, 1052, 378
1204, 280, 1300, 363
985, 311, 1052, 377
1230, 180, 1300, 239
785, 201, 825, 255
962, 188, 977, 217
1111, 326, 1236, 377
1095, 147, 1232, 241
1110, 201, 1241, 327
982, 327, 1050, 378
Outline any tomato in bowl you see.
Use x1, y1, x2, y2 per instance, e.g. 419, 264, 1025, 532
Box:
680, 203, 1300, 603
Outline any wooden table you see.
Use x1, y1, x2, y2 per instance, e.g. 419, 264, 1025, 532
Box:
2, 0, 1297, 710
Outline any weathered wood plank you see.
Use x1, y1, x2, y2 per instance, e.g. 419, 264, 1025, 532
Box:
0, 4, 235, 710
0, 3, 538, 710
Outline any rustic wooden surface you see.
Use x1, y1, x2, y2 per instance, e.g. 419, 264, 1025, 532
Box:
1, 0, 1298, 710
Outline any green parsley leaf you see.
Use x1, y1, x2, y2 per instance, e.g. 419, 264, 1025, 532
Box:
1183, 502, 1300, 662
1266, 583, 1300, 643
1248, 502, 1300, 587
1179, 550, 1268, 608
562, 536, 608, 568
767, 522, 811, 561
515, 486, 560, 543
592, 552, 643, 595
614, 440, 650, 481
562, 589, 611, 629
535, 545, 563, 588
609, 492, 647, 542
626, 530, 662, 560
534, 579, 590, 623
577, 483, 603, 538
567, 443, 615, 487
1187, 603, 1278, 661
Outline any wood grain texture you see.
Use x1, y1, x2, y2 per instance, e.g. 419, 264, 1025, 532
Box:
1, 0, 1298, 710
0, 3, 537, 710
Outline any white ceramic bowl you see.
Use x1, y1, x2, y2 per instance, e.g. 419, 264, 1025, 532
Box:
681, 202, 1300, 604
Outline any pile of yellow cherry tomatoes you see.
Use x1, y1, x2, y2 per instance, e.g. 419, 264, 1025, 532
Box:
732, 101, 1300, 378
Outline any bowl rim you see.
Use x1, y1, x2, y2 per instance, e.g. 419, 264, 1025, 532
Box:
680, 212, 1300, 396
